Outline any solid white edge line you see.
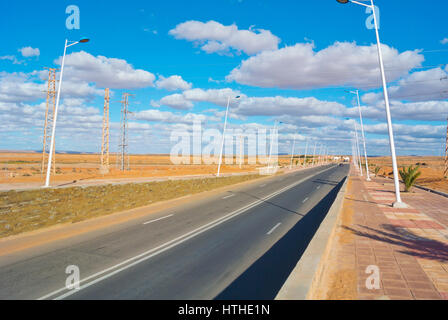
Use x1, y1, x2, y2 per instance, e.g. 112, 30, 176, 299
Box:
222, 194, 235, 200
143, 214, 174, 225
267, 222, 281, 235
38, 164, 337, 300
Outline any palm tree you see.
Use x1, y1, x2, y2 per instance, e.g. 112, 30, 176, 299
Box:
374, 166, 381, 177
399, 165, 421, 192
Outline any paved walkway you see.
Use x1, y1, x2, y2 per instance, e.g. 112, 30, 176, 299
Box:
315, 167, 448, 300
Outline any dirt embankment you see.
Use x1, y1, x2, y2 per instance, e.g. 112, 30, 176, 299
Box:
0, 152, 299, 187
367, 156, 448, 193
0, 174, 262, 238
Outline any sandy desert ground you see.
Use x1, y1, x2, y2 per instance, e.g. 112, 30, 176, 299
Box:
367, 156, 448, 193
0, 152, 298, 187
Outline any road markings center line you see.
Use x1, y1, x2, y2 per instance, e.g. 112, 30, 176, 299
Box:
38, 164, 338, 300
222, 194, 235, 200
267, 223, 281, 235
143, 214, 174, 225
302, 197, 309, 203
316, 185, 321, 189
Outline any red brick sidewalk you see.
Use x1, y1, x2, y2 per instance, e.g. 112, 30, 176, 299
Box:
315, 167, 448, 300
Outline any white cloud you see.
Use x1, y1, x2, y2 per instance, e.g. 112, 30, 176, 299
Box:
154, 88, 242, 110
0, 72, 45, 103
234, 96, 346, 117
345, 100, 448, 122
361, 67, 448, 103
0, 55, 22, 64
227, 42, 424, 90
55, 51, 155, 89
364, 123, 444, 139
155, 75, 192, 91
183, 88, 242, 106
131, 109, 218, 124
19, 46, 40, 58
169, 20, 280, 55
441, 38, 448, 45
159, 94, 194, 110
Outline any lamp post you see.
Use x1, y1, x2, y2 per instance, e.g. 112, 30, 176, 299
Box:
336, 0, 404, 207
267, 121, 281, 170
217, 95, 240, 177
303, 139, 309, 167
289, 134, 297, 169
44, 38, 90, 188
312, 142, 317, 166
353, 121, 363, 175
348, 90, 371, 181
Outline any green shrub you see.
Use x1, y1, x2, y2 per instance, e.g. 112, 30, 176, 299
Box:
399, 165, 421, 192
374, 166, 381, 176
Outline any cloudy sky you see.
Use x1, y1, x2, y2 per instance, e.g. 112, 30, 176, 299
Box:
1, 0, 447, 156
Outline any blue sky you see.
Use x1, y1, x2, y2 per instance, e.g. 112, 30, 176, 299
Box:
1, 0, 447, 156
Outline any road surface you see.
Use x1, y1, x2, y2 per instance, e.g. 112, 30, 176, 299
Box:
0, 164, 349, 299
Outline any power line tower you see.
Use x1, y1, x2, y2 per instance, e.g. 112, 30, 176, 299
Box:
41, 67, 57, 175
118, 93, 133, 171
445, 117, 448, 179
100, 88, 110, 174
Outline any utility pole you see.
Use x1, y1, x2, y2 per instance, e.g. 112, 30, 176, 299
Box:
100, 88, 110, 174
217, 95, 240, 177
41, 68, 57, 175
118, 93, 133, 171
355, 90, 371, 181
239, 135, 244, 169
445, 117, 448, 179
289, 134, 296, 169
267, 121, 280, 170
303, 139, 308, 166
354, 122, 363, 176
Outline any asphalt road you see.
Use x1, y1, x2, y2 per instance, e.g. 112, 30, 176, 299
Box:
0, 163, 349, 300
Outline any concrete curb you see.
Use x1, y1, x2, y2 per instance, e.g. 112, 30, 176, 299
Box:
275, 175, 349, 300
414, 184, 448, 198
377, 174, 448, 199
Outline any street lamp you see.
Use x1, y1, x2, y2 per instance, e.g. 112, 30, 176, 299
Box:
44, 38, 90, 188
267, 120, 282, 170
336, 0, 405, 207
217, 95, 241, 177
303, 139, 309, 167
348, 90, 371, 181
289, 134, 297, 169
353, 122, 363, 175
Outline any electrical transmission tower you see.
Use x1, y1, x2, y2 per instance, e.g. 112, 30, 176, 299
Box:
100, 88, 110, 174
445, 117, 448, 179
41, 67, 57, 175
118, 93, 133, 171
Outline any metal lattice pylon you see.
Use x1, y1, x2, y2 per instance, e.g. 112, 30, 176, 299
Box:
118, 93, 133, 171
100, 88, 110, 174
41, 68, 57, 175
